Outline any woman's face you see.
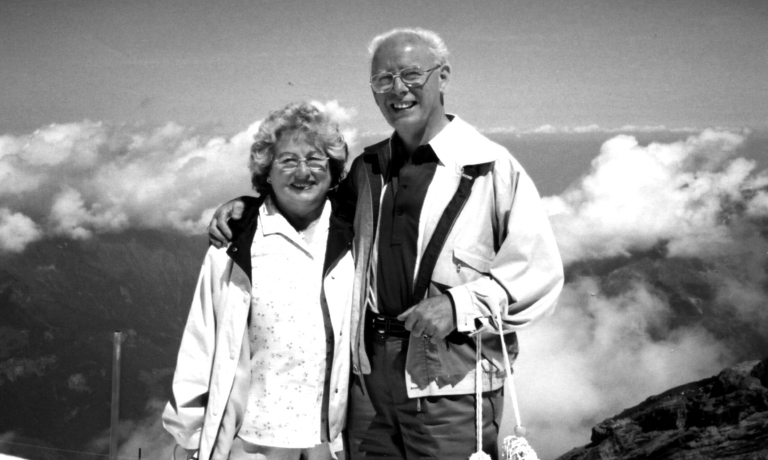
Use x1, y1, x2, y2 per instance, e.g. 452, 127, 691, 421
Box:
268, 131, 332, 223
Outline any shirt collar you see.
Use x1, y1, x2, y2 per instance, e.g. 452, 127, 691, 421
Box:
259, 195, 331, 241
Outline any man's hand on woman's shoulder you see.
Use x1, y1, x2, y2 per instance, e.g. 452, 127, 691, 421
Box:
207, 198, 246, 248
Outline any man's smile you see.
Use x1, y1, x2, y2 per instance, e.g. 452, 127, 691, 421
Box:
391, 101, 417, 111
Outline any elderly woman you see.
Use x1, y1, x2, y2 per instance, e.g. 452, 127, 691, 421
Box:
163, 102, 353, 460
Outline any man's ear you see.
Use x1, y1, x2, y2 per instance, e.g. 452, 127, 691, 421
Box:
438, 63, 451, 92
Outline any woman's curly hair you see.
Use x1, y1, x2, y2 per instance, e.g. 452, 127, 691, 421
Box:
249, 102, 348, 195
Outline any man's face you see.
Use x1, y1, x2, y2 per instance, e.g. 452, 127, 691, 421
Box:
370, 35, 449, 137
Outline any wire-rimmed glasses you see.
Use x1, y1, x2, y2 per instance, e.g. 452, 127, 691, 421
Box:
370, 64, 442, 94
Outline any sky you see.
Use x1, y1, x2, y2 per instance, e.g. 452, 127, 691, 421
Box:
2, 1, 768, 460
1, 0, 767, 136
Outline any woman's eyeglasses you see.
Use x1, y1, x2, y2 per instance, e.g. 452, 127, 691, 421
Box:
276, 155, 329, 172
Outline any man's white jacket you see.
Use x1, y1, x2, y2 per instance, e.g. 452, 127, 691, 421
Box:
338, 116, 565, 398
162, 198, 354, 460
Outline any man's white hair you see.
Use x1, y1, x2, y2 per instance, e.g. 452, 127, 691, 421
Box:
367, 27, 450, 66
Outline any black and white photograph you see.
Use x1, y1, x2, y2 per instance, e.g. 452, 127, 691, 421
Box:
1, 1, 767, 460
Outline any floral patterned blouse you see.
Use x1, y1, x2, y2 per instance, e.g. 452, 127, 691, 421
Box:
238, 197, 331, 448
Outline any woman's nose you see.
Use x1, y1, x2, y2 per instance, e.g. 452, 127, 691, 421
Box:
294, 161, 311, 176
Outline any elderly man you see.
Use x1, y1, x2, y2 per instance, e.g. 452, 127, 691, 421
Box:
208, 28, 563, 460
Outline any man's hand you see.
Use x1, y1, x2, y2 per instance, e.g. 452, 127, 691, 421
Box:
397, 294, 456, 341
207, 198, 245, 248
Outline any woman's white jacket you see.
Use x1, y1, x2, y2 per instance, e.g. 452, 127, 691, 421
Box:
162, 197, 354, 460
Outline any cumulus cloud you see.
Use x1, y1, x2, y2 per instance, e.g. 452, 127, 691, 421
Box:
310, 99, 359, 159
0, 454, 26, 460
0, 208, 42, 253
545, 129, 768, 264
483, 124, 702, 136
0, 101, 358, 253
505, 128, 768, 458
8, 116, 763, 460
510, 277, 735, 459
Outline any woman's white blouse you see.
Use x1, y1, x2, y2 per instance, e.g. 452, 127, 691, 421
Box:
238, 197, 331, 448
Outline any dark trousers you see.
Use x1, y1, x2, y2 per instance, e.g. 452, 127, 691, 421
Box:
346, 330, 502, 460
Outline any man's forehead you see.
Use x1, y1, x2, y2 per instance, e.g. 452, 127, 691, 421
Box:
371, 36, 433, 70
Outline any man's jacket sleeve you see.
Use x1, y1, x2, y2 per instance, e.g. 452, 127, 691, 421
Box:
449, 166, 564, 334
162, 251, 218, 450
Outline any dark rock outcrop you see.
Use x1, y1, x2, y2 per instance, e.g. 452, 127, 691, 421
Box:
556, 358, 768, 460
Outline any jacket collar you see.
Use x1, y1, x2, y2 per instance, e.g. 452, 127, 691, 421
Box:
226, 193, 353, 283
371, 115, 503, 175
323, 193, 354, 277
226, 195, 265, 283
428, 115, 503, 167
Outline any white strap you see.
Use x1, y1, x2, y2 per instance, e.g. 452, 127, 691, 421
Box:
473, 305, 526, 460
491, 303, 523, 430
475, 337, 483, 453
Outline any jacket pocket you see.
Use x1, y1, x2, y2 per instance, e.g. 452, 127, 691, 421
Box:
430, 247, 493, 293
452, 247, 492, 274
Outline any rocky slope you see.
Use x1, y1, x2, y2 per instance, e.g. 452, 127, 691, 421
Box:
556, 358, 768, 460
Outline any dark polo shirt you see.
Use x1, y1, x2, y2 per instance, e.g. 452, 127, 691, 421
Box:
376, 136, 439, 317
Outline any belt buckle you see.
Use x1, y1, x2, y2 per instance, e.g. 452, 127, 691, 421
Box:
373, 315, 387, 335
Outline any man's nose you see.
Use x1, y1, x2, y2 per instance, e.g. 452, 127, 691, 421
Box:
391, 76, 408, 95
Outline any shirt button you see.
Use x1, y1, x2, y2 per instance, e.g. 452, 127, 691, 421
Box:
397, 210, 403, 216
230, 351, 235, 359
231, 247, 238, 253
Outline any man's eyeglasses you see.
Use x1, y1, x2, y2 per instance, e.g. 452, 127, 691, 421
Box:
276, 154, 329, 172
369, 65, 441, 94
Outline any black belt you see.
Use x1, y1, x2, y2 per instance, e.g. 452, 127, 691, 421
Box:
368, 314, 410, 338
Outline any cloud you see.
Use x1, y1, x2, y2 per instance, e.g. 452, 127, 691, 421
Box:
506, 128, 768, 458
7, 116, 764, 460
545, 129, 768, 264
482, 124, 703, 135
0, 101, 358, 253
510, 277, 735, 459
0, 209, 42, 253
310, 99, 359, 161
0, 455, 26, 460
